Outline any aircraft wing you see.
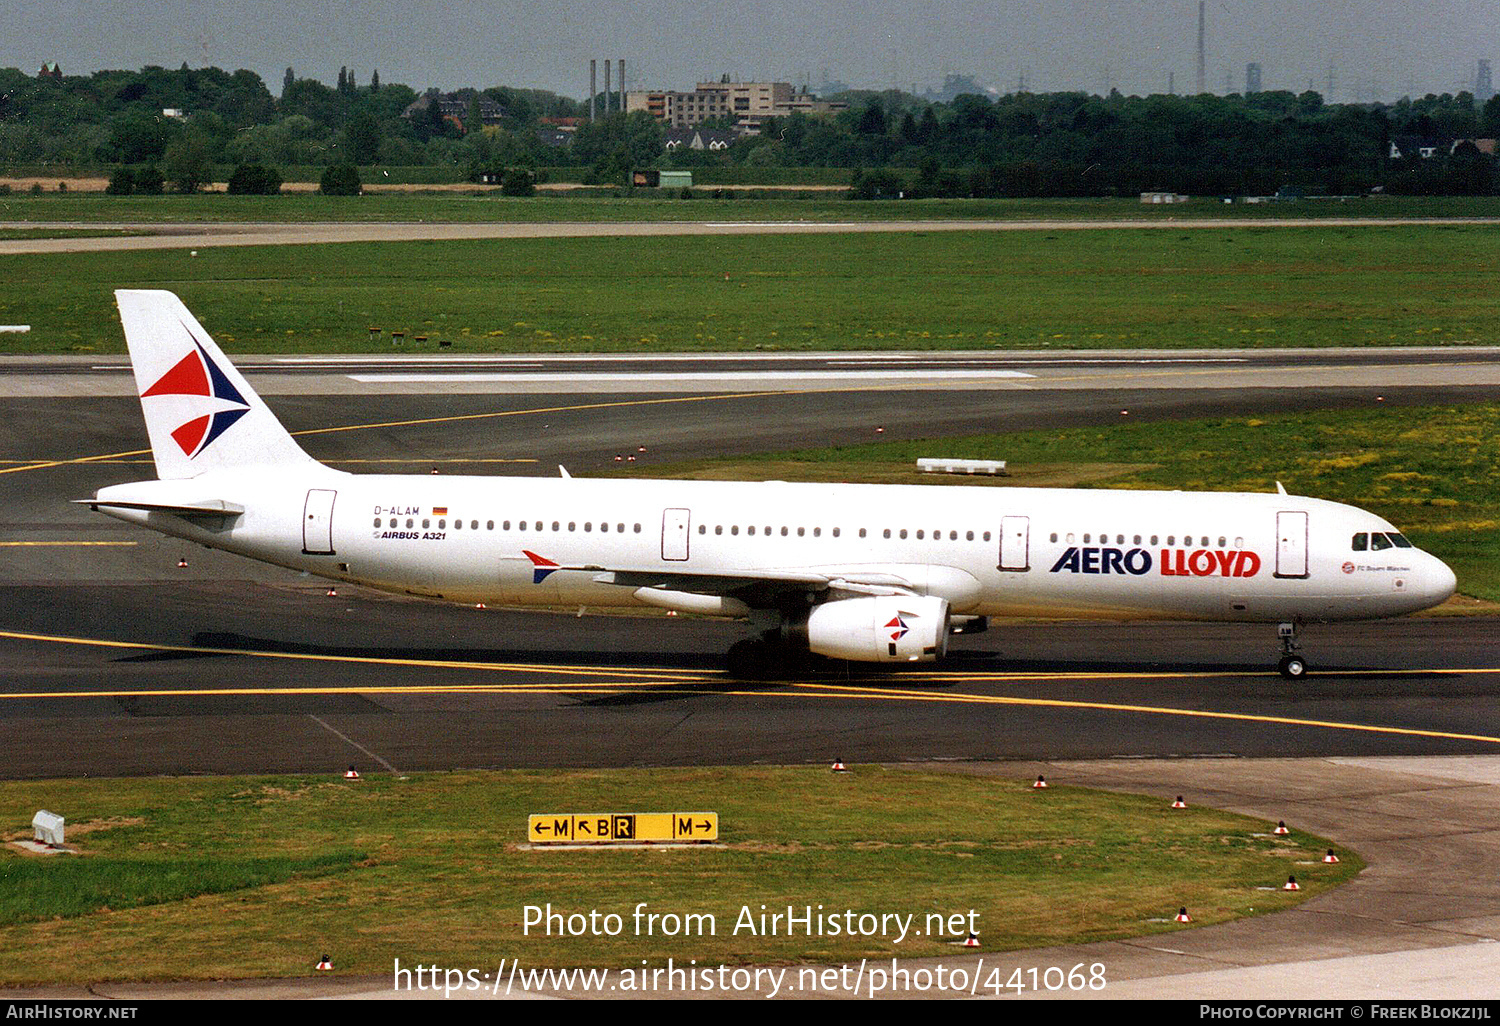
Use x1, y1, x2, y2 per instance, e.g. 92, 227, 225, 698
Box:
565, 562, 920, 606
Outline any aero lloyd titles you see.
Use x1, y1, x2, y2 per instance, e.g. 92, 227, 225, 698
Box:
1050, 544, 1262, 578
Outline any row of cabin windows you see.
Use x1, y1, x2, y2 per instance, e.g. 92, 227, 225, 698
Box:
1048, 532, 1243, 549
696, 525, 995, 542
375, 517, 643, 534
1352, 531, 1412, 551
369, 518, 1246, 551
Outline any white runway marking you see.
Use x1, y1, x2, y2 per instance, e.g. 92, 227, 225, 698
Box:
306, 714, 400, 775
346, 370, 1038, 384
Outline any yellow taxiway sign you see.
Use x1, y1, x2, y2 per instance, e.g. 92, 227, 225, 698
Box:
527, 812, 718, 845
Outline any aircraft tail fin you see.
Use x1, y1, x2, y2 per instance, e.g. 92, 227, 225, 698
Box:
115, 289, 317, 480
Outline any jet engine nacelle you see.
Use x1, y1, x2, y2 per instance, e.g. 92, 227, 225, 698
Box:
805, 595, 950, 663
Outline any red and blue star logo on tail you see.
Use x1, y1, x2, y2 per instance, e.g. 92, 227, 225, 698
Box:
523, 550, 560, 584
140, 324, 250, 458
886, 615, 909, 642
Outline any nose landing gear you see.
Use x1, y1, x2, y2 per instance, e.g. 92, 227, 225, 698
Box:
1277, 621, 1308, 679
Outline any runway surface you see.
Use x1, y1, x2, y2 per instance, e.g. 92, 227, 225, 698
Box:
4, 346, 1500, 395
2, 215, 1499, 254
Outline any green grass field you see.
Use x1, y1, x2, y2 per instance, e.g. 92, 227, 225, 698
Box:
5, 191, 1500, 224
633, 403, 1500, 603
0, 767, 1355, 985
2, 224, 1497, 353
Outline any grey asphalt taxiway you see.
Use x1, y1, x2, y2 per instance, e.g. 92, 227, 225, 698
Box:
4, 349, 1500, 999
2, 348, 1498, 779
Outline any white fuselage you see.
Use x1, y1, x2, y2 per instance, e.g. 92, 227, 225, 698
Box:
93, 465, 1457, 625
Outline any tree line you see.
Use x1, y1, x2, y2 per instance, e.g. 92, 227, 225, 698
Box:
1, 63, 1497, 196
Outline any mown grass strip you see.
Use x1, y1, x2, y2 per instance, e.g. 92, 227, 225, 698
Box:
1, 224, 1497, 352
0, 768, 1358, 984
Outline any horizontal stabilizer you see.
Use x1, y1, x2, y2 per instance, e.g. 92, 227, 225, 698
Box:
73, 497, 244, 518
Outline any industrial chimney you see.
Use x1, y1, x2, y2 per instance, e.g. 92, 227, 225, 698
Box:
1196, 1, 1206, 94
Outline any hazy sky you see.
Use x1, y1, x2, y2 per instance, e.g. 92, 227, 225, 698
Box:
5, 1, 1496, 101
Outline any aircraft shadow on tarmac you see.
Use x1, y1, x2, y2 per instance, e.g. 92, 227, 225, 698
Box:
96, 632, 1462, 695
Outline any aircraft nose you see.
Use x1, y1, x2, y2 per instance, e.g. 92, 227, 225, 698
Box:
1424, 556, 1457, 606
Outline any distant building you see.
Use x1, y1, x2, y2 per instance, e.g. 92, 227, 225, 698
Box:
627, 80, 846, 135
1389, 136, 1446, 160
161, 108, 186, 119
921, 73, 991, 103
402, 90, 505, 131
37, 62, 61, 81
663, 127, 735, 152
1140, 191, 1189, 204
1245, 63, 1262, 94
1453, 138, 1498, 156
534, 127, 572, 148
1388, 136, 1496, 159
1478, 60, 1494, 103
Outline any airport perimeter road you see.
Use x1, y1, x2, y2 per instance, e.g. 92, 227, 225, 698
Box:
2, 216, 1500, 254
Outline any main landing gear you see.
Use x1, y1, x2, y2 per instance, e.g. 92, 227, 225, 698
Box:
1277, 621, 1308, 679
726, 632, 801, 679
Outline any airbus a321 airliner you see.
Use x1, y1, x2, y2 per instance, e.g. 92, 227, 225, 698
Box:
82, 290, 1457, 679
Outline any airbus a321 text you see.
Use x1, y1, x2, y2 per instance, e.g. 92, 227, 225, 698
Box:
82, 291, 1457, 679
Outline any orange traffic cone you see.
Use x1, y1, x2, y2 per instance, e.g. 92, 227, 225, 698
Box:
343, 766, 360, 780
1273, 821, 1290, 835
1032, 775, 1048, 789
1323, 850, 1340, 864
1174, 907, 1192, 923
1284, 875, 1300, 891
1171, 796, 1187, 809
316, 956, 333, 971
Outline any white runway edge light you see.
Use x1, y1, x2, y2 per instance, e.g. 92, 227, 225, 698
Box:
32, 810, 64, 846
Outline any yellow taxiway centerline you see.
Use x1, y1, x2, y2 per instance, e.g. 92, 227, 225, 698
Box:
0, 383, 952, 477
6, 627, 1499, 687
787, 681, 1500, 745
0, 541, 138, 547
0, 629, 711, 680
3, 674, 1497, 747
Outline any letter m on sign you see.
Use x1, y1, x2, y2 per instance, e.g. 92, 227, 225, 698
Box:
676, 815, 695, 838
550, 817, 571, 840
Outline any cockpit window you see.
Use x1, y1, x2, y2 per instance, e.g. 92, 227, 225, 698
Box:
1370, 532, 1394, 551
1351, 532, 1368, 551
1388, 532, 1413, 548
